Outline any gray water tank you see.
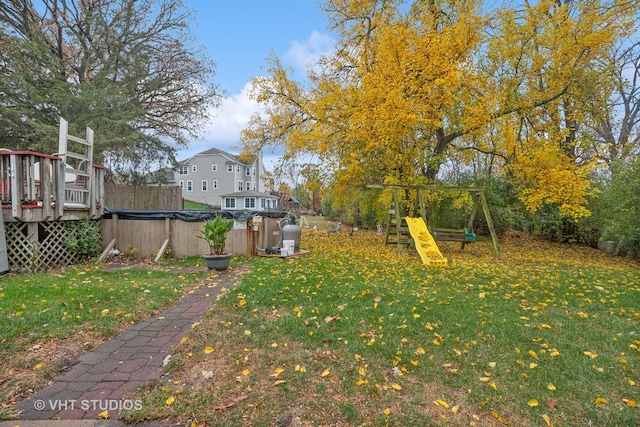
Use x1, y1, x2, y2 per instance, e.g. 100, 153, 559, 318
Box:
282, 218, 302, 252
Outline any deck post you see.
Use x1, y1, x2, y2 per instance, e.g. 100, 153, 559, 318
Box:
40, 157, 53, 220
10, 154, 21, 220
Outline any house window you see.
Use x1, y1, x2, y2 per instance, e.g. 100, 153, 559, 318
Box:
212, 164, 217, 171
192, 165, 197, 172
252, 182, 256, 191
178, 165, 188, 175
186, 180, 193, 192
237, 180, 243, 191
227, 164, 233, 173
225, 198, 236, 209
237, 166, 240, 173
245, 197, 256, 209
202, 180, 208, 191
179, 180, 184, 189
213, 179, 218, 189
252, 167, 256, 176
246, 181, 251, 191
246, 167, 250, 176
260, 198, 265, 208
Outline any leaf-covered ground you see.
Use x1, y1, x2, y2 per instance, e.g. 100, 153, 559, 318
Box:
122, 230, 639, 426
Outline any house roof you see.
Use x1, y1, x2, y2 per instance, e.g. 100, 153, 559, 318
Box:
144, 167, 176, 184
180, 147, 256, 166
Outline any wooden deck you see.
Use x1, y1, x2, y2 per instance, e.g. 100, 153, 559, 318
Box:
0, 149, 105, 222
0, 118, 106, 271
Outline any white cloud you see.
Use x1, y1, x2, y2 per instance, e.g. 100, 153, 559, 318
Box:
181, 82, 262, 158
178, 81, 283, 169
179, 31, 335, 171
284, 30, 334, 73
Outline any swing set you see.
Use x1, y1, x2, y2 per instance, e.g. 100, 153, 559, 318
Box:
366, 184, 503, 261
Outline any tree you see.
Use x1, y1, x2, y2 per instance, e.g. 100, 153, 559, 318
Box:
0, 0, 222, 180
580, 38, 640, 165
241, 0, 639, 220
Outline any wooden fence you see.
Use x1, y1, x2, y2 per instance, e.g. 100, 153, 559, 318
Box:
101, 214, 283, 259
104, 183, 182, 210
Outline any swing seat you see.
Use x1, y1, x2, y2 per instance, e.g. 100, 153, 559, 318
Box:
431, 228, 476, 243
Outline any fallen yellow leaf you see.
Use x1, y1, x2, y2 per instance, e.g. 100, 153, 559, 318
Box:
271, 367, 284, 377
166, 396, 175, 405
528, 350, 538, 360
383, 408, 391, 415
242, 369, 251, 376
491, 411, 508, 425
320, 368, 331, 377
204, 346, 214, 354
273, 379, 286, 386
527, 399, 539, 407
98, 410, 109, 419
547, 383, 556, 391
434, 399, 449, 408
541, 414, 553, 427
391, 382, 402, 391
622, 399, 638, 407
594, 397, 608, 405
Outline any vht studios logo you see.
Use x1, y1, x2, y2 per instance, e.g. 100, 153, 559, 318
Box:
33, 399, 143, 411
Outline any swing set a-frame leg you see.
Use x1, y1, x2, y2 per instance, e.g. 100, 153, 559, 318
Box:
480, 191, 503, 260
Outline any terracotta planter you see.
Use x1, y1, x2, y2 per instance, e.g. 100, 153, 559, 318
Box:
203, 253, 232, 271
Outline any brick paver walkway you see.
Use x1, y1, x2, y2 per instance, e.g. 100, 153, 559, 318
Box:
14, 265, 248, 421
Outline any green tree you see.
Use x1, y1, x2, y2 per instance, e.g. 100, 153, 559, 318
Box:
600, 159, 640, 254
0, 0, 222, 180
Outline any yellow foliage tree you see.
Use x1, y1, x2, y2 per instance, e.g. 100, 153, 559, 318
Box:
241, 0, 639, 220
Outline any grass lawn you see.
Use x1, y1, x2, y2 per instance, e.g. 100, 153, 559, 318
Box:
183, 200, 211, 210
119, 230, 639, 426
0, 258, 211, 418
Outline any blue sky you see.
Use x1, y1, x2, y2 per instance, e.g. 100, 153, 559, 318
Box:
180, 0, 335, 164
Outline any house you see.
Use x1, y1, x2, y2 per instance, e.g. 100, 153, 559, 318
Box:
171, 148, 276, 210
220, 190, 279, 211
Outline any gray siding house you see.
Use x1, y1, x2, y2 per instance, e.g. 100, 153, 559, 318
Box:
174, 148, 277, 210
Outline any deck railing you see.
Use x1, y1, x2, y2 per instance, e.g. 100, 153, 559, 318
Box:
0, 149, 104, 222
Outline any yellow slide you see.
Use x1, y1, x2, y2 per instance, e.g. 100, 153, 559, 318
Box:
404, 217, 448, 267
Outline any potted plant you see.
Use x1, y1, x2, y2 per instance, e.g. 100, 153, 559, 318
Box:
199, 215, 234, 271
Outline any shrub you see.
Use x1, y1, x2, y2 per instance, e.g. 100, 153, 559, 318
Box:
65, 219, 102, 259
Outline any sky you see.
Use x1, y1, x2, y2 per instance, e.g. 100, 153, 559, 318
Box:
179, 0, 335, 166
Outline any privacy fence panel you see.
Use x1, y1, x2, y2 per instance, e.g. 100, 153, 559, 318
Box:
104, 183, 182, 210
